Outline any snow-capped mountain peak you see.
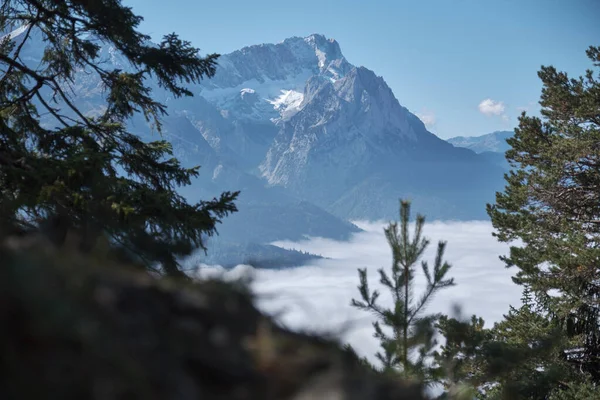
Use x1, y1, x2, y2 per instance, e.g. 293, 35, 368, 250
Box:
198, 34, 354, 122
302, 33, 345, 72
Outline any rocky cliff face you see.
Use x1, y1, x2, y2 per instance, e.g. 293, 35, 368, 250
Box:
259, 66, 422, 206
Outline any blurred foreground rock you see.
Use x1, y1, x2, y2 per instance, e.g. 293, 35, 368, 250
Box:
0, 233, 425, 400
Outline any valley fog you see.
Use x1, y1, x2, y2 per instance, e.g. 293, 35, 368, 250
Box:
194, 220, 523, 363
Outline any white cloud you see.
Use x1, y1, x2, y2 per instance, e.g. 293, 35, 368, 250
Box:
193, 220, 523, 364
478, 98, 506, 116
417, 110, 436, 129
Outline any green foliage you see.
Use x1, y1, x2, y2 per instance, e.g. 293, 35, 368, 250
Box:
432, 289, 585, 399
434, 313, 490, 392
351, 200, 455, 385
549, 381, 600, 400
342, 343, 378, 371
482, 289, 578, 399
0, 0, 239, 275
486, 45, 600, 394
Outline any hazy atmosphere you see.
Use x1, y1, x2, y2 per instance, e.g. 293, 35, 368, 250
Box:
2, 1, 598, 398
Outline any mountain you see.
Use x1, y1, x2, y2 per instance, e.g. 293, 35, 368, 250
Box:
8, 27, 508, 266
196, 34, 505, 220
447, 131, 514, 154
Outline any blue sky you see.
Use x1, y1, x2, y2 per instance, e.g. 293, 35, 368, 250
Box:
123, 0, 598, 139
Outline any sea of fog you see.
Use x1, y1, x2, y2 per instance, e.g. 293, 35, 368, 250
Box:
193, 220, 523, 363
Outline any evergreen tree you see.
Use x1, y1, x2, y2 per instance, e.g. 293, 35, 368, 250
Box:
434, 312, 489, 396
0, 0, 238, 276
351, 200, 455, 385
548, 381, 600, 400
483, 287, 579, 399
487, 46, 600, 391
434, 289, 585, 400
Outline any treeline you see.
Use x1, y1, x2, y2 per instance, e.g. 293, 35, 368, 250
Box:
0, 1, 598, 399
194, 241, 323, 269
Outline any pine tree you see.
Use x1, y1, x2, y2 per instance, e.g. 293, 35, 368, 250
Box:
351, 200, 455, 385
434, 313, 489, 396
433, 287, 584, 400
548, 381, 600, 400
487, 46, 600, 390
482, 287, 577, 399
0, 0, 238, 276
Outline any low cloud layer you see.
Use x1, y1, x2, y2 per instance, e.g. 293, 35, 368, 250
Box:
194, 220, 523, 363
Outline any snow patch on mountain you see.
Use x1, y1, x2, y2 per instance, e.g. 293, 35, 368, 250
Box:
240, 88, 256, 96
201, 68, 313, 100
268, 89, 304, 120
315, 47, 326, 68
200, 68, 313, 120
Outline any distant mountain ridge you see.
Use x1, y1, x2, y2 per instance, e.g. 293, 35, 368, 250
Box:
447, 131, 514, 154
447, 131, 514, 170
